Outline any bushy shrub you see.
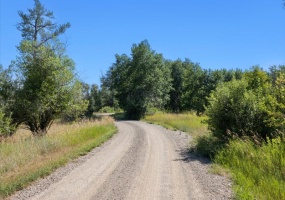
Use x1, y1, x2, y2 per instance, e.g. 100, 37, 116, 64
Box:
99, 106, 115, 113
0, 108, 15, 138
206, 79, 283, 143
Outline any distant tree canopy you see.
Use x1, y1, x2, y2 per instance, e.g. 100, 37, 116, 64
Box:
104, 40, 172, 119
101, 40, 245, 119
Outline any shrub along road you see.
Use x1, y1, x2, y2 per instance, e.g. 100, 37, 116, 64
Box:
10, 121, 232, 200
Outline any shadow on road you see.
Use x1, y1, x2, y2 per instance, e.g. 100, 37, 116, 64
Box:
174, 148, 212, 165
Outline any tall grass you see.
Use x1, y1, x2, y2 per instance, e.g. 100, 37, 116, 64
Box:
0, 117, 117, 198
215, 138, 285, 200
144, 112, 207, 135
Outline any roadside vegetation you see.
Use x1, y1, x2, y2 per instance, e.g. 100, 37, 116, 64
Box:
0, 117, 116, 198
145, 112, 285, 199
1, 0, 285, 199
144, 112, 207, 135
0, 2, 118, 198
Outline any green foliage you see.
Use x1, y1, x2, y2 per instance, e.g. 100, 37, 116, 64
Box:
108, 40, 172, 119
206, 74, 285, 143
244, 66, 269, 92
13, 41, 85, 135
166, 59, 184, 113
0, 65, 16, 105
17, 0, 70, 46
182, 60, 206, 114
85, 84, 101, 117
0, 65, 17, 137
0, 108, 15, 138
177, 62, 243, 114
99, 106, 115, 113
215, 138, 285, 199
62, 82, 89, 122
9, 0, 85, 135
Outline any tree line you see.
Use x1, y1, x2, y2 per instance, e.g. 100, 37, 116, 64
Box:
1, 0, 284, 144
99, 40, 285, 143
98, 40, 243, 119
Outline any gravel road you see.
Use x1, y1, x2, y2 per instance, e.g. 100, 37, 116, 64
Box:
10, 121, 232, 200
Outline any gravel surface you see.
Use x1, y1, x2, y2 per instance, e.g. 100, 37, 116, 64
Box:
9, 121, 233, 200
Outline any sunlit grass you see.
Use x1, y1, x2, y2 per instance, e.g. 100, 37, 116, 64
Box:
215, 138, 285, 200
0, 117, 117, 198
143, 112, 207, 136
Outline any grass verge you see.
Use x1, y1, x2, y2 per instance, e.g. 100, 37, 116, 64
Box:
215, 138, 285, 200
0, 117, 117, 199
144, 113, 285, 199
143, 112, 207, 135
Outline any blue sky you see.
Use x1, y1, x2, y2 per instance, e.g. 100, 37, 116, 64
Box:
0, 0, 285, 85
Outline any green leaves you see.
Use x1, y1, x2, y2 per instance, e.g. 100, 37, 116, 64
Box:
17, 0, 70, 47
8, 0, 85, 135
108, 40, 172, 119
206, 69, 285, 143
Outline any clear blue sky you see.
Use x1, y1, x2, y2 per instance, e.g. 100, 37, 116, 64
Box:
1, 0, 285, 85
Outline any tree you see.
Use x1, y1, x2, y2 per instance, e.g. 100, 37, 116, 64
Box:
12, 0, 86, 135
166, 59, 184, 113
0, 65, 16, 137
17, 0, 70, 49
100, 74, 117, 110
85, 84, 102, 117
109, 40, 172, 119
181, 59, 206, 114
244, 66, 269, 92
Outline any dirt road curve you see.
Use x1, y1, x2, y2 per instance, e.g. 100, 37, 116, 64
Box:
10, 121, 232, 200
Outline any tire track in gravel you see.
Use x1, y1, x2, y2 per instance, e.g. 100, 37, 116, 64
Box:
10, 121, 232, 200
90, 122, 147, 200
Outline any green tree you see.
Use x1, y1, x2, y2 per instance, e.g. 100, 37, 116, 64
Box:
85, 84, 102, 117
109, 40, 172, 119
0, 65, 16, 137
166, 59, 184, 113
12, 0, 86, 135
100, 74, 117, 110
181, 60, 206, 114
244, 66, 269, 92
17, 0, 70, 48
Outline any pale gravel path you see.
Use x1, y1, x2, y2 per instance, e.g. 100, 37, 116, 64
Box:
9, 121, 232, 200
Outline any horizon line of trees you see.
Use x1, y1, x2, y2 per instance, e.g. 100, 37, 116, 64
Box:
96, 40, 285, 143
1, 0, 284, 145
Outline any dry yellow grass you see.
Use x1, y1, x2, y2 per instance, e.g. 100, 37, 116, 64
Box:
0, 117, 117, 198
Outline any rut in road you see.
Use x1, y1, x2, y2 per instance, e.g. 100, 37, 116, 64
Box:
10, 121, 232, 200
